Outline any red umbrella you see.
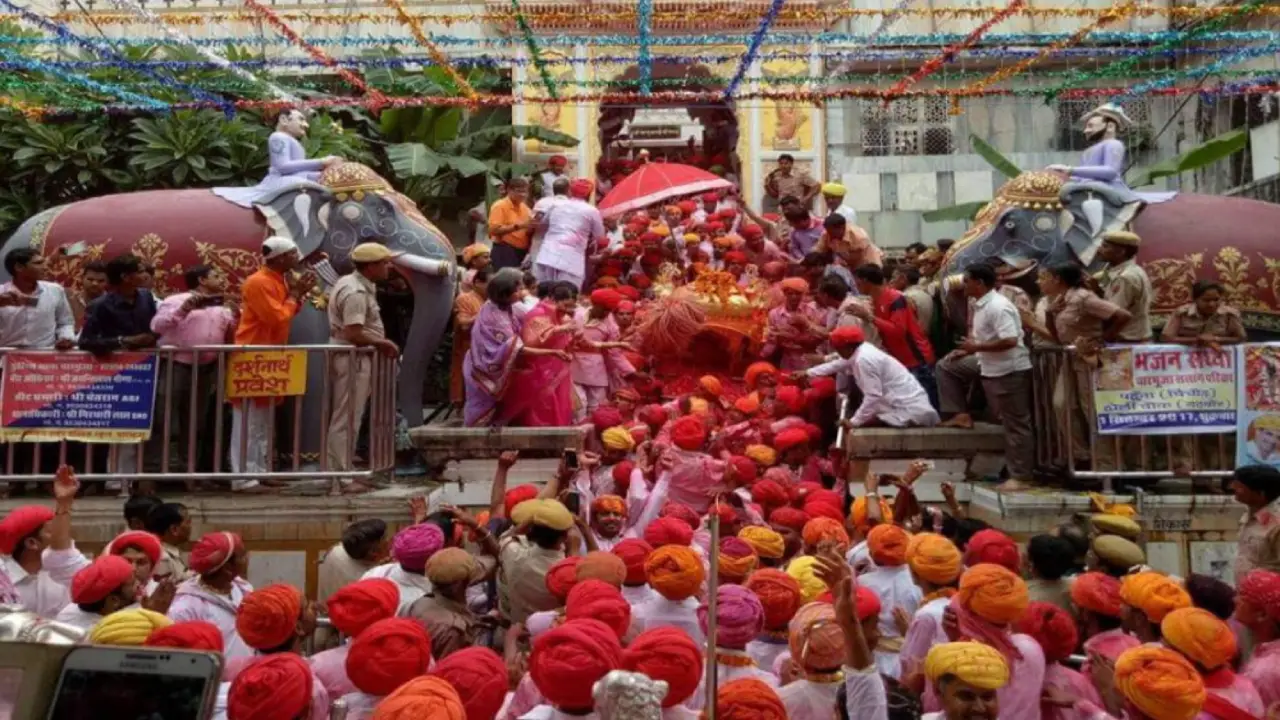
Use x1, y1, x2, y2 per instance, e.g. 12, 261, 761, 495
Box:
597, 162, 734, 219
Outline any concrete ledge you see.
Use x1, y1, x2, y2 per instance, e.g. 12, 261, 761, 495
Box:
409, 424, 588, 472
844, 423, 1007, 459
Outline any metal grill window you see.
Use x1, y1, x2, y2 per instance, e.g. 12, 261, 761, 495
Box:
861, 98, 955, 156
1055, 98, 1152, 152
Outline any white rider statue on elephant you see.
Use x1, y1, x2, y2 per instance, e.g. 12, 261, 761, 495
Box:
1047, 102, 1175, 208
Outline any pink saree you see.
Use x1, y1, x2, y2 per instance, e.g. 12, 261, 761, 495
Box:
498, 300, 575, 427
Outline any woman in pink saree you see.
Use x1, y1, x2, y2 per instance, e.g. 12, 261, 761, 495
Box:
498, 281, 579, 427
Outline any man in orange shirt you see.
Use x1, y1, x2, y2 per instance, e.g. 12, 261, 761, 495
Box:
488, 177, 534, 270
229, 236, 316, 490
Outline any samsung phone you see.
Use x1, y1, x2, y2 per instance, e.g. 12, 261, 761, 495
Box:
46, 646, 221, 720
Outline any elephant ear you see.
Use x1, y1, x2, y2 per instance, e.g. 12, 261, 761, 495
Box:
1059, 185, 1142, 268
253, 182, 334, 257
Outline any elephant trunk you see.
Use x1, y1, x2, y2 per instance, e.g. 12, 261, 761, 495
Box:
397, 268, 455, 429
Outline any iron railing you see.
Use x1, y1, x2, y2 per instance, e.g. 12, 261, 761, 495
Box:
1226, 173, 1280, 205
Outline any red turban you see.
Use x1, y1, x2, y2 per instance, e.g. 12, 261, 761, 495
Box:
964, 529, 1021, 573
1015, 601, 1078, 663
529, 619, 622, 711
545, 556, 583, 602
769, 506, 809, 532
774, 385, 805, 415
773, 428, 810, 453
549, 155, 567, 167
701, 192, 718, 203
428, 647, 507, 720
327, 578, 400, 637
829, 325, 866, 347
745, 362, 779, 390
590, 288, 623, 310
751, 479, 789, 510
189, 532, 243, 575
717, 209, 739, 222
631, 274, 653, 290
612, 538, 653, 585
71, 555, 135, 604
809, 376, 838, 399
660, 502, 701, 529
644, 516, 695, 548
670, 415, 708, 451
803, 500, 844, 523
566, 579, 631, 640
227, 654, 313, 720
107, 531, 162, 567
622, 627, 704, 707
371, 676, 466, 720
638, 404, 669, 427
346, 617, 433, 696
727, 455, 757, 486
1070, 571, 1124, 618
712, 678, 787, 720
677, 200, 698, 215
803, 488, 842, 509
0, 506, 53, 555
705, 221, 726, 235
1240, 569, 1280, 622
592, 405, 625, 435
236, 584, 303, 651
855, 585, 882, 621
611, 461, 636, 494
570, 178, 593, 199
724, 251, 748, 265
740, 224, 764, 241
146, 621, 224, 652
504, 485, 539, 516
746, 569, 803, 630
616, 285, 640, 301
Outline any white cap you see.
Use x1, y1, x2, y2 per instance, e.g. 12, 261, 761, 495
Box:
262, 236, 299, 260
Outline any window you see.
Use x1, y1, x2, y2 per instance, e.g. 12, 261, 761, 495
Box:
1054, 98, 1152, 152
860, 97, 955, 156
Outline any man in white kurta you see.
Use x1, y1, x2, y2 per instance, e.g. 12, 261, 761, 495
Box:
859, 562, 923, 678
804, 326, 939, 428
167, 576, 255, 659
360, 561, 431, 616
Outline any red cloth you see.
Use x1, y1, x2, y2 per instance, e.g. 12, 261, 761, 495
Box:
428, 647, 508, 720
504, 485, 539, 517
189, 532, 242, 575
638, 404, 669, 427
236, 584, 304, 651
612, 538, 653, 585
964, 529, 1021, 573
326, 578, 400, 637
740, 224, 764, 241
769, 506, 809, 532
1016, 601, 1079, 663
71, 555, 134, 604
727, 456, 757, 486
107, 531, 162, 567
146, 621, 224, 652
659, 502, 701, 530
774, 386, 805, 416
751, 480, 788, 510
670, 415, 708, 451
0, 506, 53, 555
773, 428, 810, 453
592, 405, 625, 434
590, 289, 623, 310
1239, 569, 1280, 622
565, 580, 631, 640
611, 461, 636, 494
808, 376, 837, 399
346, 617, 433, 696
227, 654, 313, 720
545, 556, 583, 601
867, 287, 935, 368
644, 516, 695, 548
829, 326, 864, 347
621, 627, 704, 708
530, 619, 622, 711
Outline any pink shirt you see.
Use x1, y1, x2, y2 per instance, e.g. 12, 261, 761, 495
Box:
1044, 663, 1104, 720
309, 644, 356, 699
571, 309, 633, 388
1199, 667, 1265, 720
151, 292, 235, 364
665, 448, 726, 514
1242, 639, 1280, 710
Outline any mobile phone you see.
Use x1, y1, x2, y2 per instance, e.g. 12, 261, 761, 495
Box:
564, 491, 582, 515
200, 294, 224, 307
46, 646, 221, 720
22, 295, 39, 307
563, 449, 579, 471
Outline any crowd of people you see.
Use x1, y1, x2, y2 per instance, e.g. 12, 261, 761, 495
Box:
5, 449, 1280, 719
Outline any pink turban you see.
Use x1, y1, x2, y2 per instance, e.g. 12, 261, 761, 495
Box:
699, 585, 765, 649
393, 523, 445, 572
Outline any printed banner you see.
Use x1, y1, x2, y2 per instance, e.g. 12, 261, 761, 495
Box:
0, 351, 158, 443
1093, 344, 1236, 434
1237, 343, 1280, 469
226, 350, 307, 399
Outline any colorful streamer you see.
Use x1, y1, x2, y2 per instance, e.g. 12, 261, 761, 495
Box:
636, 0, 653, 95
382, 0, 478, 100
723, 0, 787, 100
1112, 41, 1280, 101
0, 46, 164, 110
881, 0, 1028, 103
510, 0, 556, 100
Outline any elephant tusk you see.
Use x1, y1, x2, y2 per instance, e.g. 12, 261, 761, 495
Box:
391, 253, 452, 278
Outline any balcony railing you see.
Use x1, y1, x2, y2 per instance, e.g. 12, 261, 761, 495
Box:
483, 0, 840, 32
1226, 174, 1280, 205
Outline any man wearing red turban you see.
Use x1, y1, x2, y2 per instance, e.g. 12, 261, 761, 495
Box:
312, 578, 400, 698
146, 620, 224, 652
573, 286, 636, 419
965, 529, 1022, 574
611, 538, 657, 607
528, 619, 622, 715
169, 531, 254, 658
428, 647, 508, 720
343, 617, 433, 715
57, 555, 138, 630
1, 468, 88, 618
227, 653, 318, 720
106, 530, 162, 588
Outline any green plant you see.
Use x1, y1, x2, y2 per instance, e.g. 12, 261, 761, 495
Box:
128, 111, 236, 186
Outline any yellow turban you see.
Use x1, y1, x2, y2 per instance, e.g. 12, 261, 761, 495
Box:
1160, 607, 1237, 670
789, 601, 845, 672
645, 545, 705, 601
652, 225, 671, 238
683, 233, 700, 244
1255, 415, 1280, 432
957, 564, 1028, 625
89, 609, 173, 646
820, 182, 846, 198
1120, 571, 1191, 624
738, 526, 785, 560
848, 496, 893, 534
511, 499, 575, 531
785, 555, 827, 604
745, 445, 777, 467
1093, 513, 1141, 539
924, 642, 1010, 691
688, 397, 710, 416
1092, 535, 1145, 570
1090, 492, 1137, 518
461, 243, 490, 266
907, 532, 961, 586
601, 426, 636, 451
1114, 646, 1206, 720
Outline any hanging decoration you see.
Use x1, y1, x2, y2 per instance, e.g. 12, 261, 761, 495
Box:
881, 0, 1027, 103
1110, 41, 1280, 102
637, 0, 653, 95
240, 0, 387, 110
0, 46, 165, 112
723, 0, 787, 100
510, 0, 556, 99
382, 0, 478, 100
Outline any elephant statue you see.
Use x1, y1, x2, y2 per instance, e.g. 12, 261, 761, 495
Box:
0, 161, 456, 461
941, 170, 1280, 333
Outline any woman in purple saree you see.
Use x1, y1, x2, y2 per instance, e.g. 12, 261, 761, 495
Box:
497, 282, 580, 427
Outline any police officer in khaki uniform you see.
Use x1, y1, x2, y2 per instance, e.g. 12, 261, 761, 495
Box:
327, 243, 400, 489
1095, 230, 1153, 342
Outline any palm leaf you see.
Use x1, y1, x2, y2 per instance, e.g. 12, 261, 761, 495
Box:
923, 201, 988, 223
970, 134, 1023, 179
1127, 128, 1248, 188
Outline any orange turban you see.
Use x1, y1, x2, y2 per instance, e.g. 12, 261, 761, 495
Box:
1114, 646, 1207, 720
612, 538, 653, 586
644, 516, 695, 548
734, 395, 760, 415
622, 627, 703, 708
565, 579, 631, 640
590, 494, 627, 518
779, 277, 809, 294
347, 617, 433, 696
326, 578, 399, 637
670, 415, 708, 451
1070, 571, 1123, 618
710, 678, 787, 720
718, 537, 759, 584
964, 529, 1021, 574
957, 564, 1028, 625
235, 584, 303, 651
371, 676, 466, 720
699, 376, 723, 397
1161, 607, 1237, 670
789, 601, 845, 671
227, 654, 313, 720
575, 550, 627, 587
738, 525, 785, 560
545, 556, 583, 602
744, 362, 778, 390
746, 569, 803, 631
848, 496, 892, 533
530, 619, 622, 711
1120, 571, 1192, 623
427, 647, 507, 720
801, 517, 850, 553
907, 532, 961, 586
769, 507, 809, 533
645, 545, 705, 601
867, 524, 910, 567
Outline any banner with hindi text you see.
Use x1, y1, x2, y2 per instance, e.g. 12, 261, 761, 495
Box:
1093, 344, 1236, 435
225, 350, 307, 399
0, 351, 158, 442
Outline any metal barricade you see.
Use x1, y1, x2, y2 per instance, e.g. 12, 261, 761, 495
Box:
1030, 345, 1235, 491
0, 344, 397, 485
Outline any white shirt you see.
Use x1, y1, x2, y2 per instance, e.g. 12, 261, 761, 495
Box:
808, 344, 939, 428
746, 637, 791, 678
859, 564, 923, 679
167, 577, 255, 659
779, 676, 843, 720
3, 546, 89, 618
534, 199, 605, 278
539, 171, 564, 199
361, 562, 432, 615
633, 596, 704, 646
970, 290, 1031, 377
831, 205, 858, 226
844, 665, 890, 720
0, 281, 76, 348
53, 603, 104, 631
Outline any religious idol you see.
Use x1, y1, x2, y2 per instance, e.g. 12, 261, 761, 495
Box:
214, 108, 343, 208
1046, 103, 1174, 204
